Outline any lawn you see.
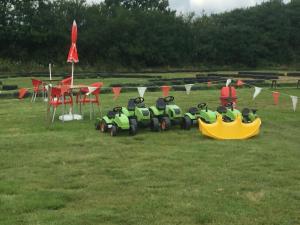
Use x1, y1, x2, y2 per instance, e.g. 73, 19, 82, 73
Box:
0, 87, 300, 225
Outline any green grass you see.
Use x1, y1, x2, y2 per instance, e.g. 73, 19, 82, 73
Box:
0, 87, 300, 225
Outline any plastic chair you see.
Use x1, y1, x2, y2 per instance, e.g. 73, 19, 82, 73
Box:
48, 86, 73, 123
76, 82, 103, 119
31, 78, 46, 102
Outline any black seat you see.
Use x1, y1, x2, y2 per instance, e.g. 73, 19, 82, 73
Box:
156, 98, 166, 110
217, 106, 227, 114
252, 109, 257, 114
242, 108, 250, 117
107, 111, 116, 119
127, 99, 136, 111
188, 107, 198, 115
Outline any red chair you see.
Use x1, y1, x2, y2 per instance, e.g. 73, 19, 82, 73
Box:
76, 82, 103, 119
48, 86, 73, 123
31, 78, 46, 102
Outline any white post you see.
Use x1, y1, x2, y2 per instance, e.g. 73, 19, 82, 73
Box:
49, 63, 52, 80
71, 61, 74, 87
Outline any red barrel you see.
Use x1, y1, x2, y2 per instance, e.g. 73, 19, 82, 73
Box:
220, 86, 237, 107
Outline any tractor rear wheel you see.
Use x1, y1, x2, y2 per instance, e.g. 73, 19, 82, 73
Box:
150, 117, 160, 132
160, 117, 171, 131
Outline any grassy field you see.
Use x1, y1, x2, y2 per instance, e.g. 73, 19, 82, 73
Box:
0, 87, 300, 225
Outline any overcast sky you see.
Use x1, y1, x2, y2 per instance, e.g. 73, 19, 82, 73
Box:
88, 0, 291, 14
170, 0, 290, 14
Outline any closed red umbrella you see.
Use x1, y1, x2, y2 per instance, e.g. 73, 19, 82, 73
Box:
67, 20, 79, 86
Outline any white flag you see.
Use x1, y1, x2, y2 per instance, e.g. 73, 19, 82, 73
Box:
290, 96, 298, 112
184, 84, 193, 95
137, 87, 147, 97
86, 86, 98, 95
226, 79, 231, 87
253, 87, 262, 100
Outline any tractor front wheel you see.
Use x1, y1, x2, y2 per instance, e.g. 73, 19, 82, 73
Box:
129, 124, 137, 136
150, 117, 160, 132
110, 125, 117, 136
100, 121, 108, 133
129, 118, 138, 130
181, 116, 192, 130
160, 117, 171, 131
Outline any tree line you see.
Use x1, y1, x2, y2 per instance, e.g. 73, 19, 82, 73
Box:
0, 0, 299, 70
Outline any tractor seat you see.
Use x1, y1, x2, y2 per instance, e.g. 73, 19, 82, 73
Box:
188, 107, 198, 115
242, 108, 250, 117
217, 106, 227, 114
107, 111, 116, 119
138, 102, 145, 108
127, 99, 136, 111
156, 98, 166, 110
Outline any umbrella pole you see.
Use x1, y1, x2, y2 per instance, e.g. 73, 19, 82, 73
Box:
71, 61, 74, 118
49, 63, 52, 81
71, 61, 74, 87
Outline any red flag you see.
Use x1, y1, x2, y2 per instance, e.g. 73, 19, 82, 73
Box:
272, 92, 280, 105
112, 87, 121, 100
18, 88, 28, 99
236, 80, 244, 87
67, 21, 79, 63
161, 85, 171, 97
207, 81, 211, 87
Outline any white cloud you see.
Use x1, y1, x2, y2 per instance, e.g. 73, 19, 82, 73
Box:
87, 0, 291, 14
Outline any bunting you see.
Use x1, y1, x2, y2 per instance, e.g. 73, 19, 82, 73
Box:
184, 84, 193, 95
112, 87, 121, 100
137, 87, 147, 97
161, 85, 171, 97
253, 87, 262, 100
18, 88, 28, 99
226, 79, 232, 87
86, 87, 98, 95
272, 91, 280, 105
290, 96, 298, 112
236, 80, 244, 87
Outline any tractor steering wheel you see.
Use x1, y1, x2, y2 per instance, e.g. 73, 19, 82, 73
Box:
113, 106, 123, 113
134, 97, 144, 104
225, 102, 234, 110
164, 96, 174, 103
197, 103, 207, 109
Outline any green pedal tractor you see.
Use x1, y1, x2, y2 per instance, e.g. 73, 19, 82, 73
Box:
181, 103, 217, 130
241, 108, 258, 123
149, 96, 183, 131
121, 97, 160, 131
217, 102, 258, 123
95, 106, 137, 136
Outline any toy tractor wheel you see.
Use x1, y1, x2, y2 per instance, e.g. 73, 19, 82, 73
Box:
110, 125, 117, 136
181, 116, 192, 130
100, 121, 108, 133
160, 117, 171, 131
129, 118, 138, 130
129, 124, 137, 136
95, 121, 100, 130
150, 117, 160, 132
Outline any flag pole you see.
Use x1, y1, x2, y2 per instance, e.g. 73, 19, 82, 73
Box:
49, 63, 52, 81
